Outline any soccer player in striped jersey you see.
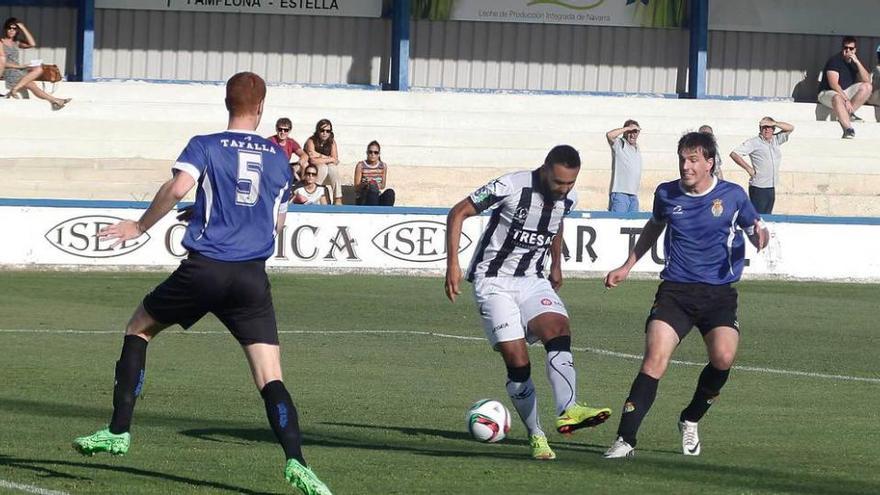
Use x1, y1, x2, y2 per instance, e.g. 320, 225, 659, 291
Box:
603, 132, 769, 459
72, 72, 331, 494
445, 145, 611, 460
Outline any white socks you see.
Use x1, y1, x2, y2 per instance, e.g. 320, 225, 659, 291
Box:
546, 350, 577, 415
506, 378, 543, 436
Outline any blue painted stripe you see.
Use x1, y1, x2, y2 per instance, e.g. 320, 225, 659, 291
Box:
2, 198, 879, 225
75, 0, 95, 82
388, 0, 410, 92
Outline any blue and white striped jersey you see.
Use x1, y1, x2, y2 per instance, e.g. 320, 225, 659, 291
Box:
651, 178, 760, 285
466, 169, 576, 282
172, 130, 291, 262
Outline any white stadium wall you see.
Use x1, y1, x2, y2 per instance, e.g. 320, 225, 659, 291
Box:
4, 203, 880, 282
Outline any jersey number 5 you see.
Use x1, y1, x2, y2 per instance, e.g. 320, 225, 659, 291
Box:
236, 150, 263, 206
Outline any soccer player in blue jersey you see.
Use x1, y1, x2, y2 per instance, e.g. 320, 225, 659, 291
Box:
602, 131, 768, 459
72, 72, 332, 495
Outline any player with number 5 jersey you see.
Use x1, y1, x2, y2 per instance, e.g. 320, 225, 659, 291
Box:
175, 126, 290, 261
72, 72, 332, 495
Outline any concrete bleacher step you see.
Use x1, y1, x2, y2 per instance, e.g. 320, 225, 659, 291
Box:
1, 81, 878, 216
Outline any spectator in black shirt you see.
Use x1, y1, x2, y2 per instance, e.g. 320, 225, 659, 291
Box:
817, 36, 872, 139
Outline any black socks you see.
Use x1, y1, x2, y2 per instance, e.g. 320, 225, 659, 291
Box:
680, 364, 730, 423
109, 335, 148, 434
261, 380, 306, 465
616, 372, 659, 447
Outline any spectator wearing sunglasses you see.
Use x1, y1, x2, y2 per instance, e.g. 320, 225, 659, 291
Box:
304, 119, 343, 205
729, 116, 794, 215
267, 117, 308, 180
605, 119, 643, 213
818, 36, 872, 139
354, 141, 395, 206
291, 164, 329, 205
2, 17, 71, 109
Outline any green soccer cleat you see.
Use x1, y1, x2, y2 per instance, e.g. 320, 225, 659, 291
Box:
529, 434, 556, 460
284, 459, 332, 495
72, 427, 130, 456
556, 403, 612, 435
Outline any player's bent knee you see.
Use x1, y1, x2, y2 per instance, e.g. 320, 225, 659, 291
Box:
544, 334, 571, 353
530, 313, 570, 341
710, 352, 736, 370
640, 356, 669, 379
506, 363, 531, 382
124, 304, 165, 341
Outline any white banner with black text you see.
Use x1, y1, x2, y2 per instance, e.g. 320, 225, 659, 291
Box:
2, 206, 879, 281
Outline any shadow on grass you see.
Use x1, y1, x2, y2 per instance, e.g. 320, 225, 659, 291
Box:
4, 398, 877, 494
0, 397, 256, 430
178, 425, 879, 495
180, 426, 528, 461
179, 423, 647, 463
0, 455, 284, 495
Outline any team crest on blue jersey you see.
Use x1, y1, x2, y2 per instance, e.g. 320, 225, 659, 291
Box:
711, 199, 724, 217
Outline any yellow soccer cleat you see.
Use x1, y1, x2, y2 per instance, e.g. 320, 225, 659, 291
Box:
529, 434, 556, 460
556, 403, 612, 435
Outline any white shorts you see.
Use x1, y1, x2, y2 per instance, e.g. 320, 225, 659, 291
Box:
817, 84, 862, 108
472, 277, 569, 349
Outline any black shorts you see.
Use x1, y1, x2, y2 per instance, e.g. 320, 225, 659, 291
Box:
143, 252, 278, 346
645, 281, 739, 340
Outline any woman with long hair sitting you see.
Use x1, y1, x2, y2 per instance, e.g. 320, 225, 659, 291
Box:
2, 17, 71, 110
304, 119, 343, 205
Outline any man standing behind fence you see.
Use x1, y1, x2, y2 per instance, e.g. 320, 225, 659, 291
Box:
729, 117, 794, 215
606, 120, 643, 213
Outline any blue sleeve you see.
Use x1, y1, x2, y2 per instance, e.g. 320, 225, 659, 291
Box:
172, 137, 208, 180
650, 185, 667, 223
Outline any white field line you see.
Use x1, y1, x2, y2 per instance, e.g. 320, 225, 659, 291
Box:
0, 479, 70, 495
2, 328, 879, 385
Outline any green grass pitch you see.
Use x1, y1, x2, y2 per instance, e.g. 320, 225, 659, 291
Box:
0, 272, 878, 494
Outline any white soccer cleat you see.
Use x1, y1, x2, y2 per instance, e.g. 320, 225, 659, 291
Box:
603, 436, 635, 459
679, 420, 701, 456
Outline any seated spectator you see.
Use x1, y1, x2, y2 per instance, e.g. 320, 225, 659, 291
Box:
2, 17, 71, 110
291, 164, 329, 206
267, 117, 308, 181
817, 36, 872, 139
354, 141, 395, 206
698, 125, 724, 180
304, 119, 343, 205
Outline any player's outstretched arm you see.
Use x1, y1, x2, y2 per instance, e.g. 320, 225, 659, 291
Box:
604, 218, 665, 288
445, 198, 478, 303
99, 171, 196, 248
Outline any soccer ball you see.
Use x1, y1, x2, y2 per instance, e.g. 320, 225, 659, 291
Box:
466, 399, 511, 443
